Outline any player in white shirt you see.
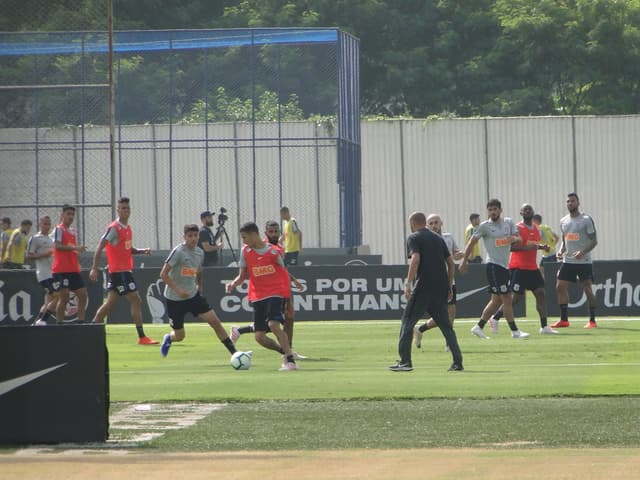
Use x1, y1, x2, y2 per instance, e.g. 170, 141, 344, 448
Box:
26, 216, 58, 325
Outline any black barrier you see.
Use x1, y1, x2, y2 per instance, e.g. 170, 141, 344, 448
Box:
544, 260, 640, 316
0, 269, 103, 325
0, 324, 109, 444
109, 264, 522, 322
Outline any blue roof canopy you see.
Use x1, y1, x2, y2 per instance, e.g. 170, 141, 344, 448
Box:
0, 28, 339, 56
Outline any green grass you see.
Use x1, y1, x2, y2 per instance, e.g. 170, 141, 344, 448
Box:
106, 318, 640, 450
109, 319, 640, 401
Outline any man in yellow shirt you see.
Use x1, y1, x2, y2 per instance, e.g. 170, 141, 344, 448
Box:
280, 206, 302, 266
0, 217, 12, 266
533, 213, 559, 275
463, 213, 482, 263
3, 219, 32, 269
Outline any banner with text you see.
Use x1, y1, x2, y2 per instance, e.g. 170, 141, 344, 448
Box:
0, 270, 102, 326
544, 261, 640, 316
108, 264, 521, 323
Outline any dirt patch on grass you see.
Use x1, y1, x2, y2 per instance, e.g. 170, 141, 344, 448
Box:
3, 448, 640, 480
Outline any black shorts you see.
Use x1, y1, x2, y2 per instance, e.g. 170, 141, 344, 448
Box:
39, 278, 56, 294
486, 263, 511, 295
284, 251, 299, 266
165, 292, 211, 330
539, 253, 557, 266
510, 269, 544, 293
448, 284, 457, 305
52, 272, 85, 292
557, 263, 594, 283
107, 271, 137, 296
252, 297, 285, 332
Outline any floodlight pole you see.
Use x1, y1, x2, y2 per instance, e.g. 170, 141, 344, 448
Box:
107, 0, 116, 219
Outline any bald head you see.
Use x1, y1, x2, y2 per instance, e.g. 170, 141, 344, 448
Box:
426, 213, 443, 235
409, 212, 427, 232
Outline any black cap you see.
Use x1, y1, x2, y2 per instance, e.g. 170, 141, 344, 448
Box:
200, 210, 214, 219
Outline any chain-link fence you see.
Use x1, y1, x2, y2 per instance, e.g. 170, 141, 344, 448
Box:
1, 5, 361, 253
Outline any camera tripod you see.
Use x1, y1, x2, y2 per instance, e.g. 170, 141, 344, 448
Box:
215, 223, 237, 265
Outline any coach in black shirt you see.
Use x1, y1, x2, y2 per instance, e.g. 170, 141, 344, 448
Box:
198, 211, 222, 266
389, 212, 464, 372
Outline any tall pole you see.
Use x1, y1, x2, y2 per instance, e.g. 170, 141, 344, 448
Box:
107, 0, 116, 219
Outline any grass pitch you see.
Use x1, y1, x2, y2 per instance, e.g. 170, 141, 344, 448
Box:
104, 318, 640, 450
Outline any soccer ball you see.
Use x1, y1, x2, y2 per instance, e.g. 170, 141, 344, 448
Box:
230, 351, 252, 370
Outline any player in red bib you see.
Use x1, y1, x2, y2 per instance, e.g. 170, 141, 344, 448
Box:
89, 197, 158, 345
490, 204, 557, 334
52, 204, 88, 323
229, 220, 306, 358
226, 222, 299, 371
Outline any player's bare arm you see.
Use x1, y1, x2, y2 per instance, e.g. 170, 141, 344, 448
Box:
226, 267, 248, 293
459, 236, 479, 273
89, 238, 109, 281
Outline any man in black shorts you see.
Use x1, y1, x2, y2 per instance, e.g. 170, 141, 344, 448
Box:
389, 212, 463, 372
159, 224, 248, 359
552, 193, 598, 329
489, 204, 557, 334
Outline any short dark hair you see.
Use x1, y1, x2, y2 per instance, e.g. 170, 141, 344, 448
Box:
1, 217, 10, 225
532, 214, 542, 223
280, 206, 290, 213
118, 197, 130, 205
265, 220, 279, 229
568, 192, 579, 201
21, 219, 32, 226
469, 213, 480, 221
183, 223, 199, 234
62, 204, 75, 213
239, 222, 259, 234
486, 198, 502, 209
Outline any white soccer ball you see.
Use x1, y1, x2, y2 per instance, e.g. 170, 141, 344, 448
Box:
230, 351, 252, 370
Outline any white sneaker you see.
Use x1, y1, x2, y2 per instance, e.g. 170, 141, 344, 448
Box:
511, 330, 530, 339
293, 351, 307, 360
489, 317, 499, 334
540, 326, 558, 335
230, 326, 240, 343
414, 324, 424, 348
279, 362, 298, 371
471, 324, 489, 339
34, 319, 47, 326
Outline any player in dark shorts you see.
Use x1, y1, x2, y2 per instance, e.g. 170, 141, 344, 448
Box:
159, 224, 249, 360
489, 204, 557, 335
551, 193, 598, 329
460, 199, 529, 339
230, 220, 306, 359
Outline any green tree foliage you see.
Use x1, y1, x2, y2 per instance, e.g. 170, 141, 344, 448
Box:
2, 0, 640, 121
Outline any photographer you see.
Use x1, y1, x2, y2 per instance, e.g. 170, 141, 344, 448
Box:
198, 210, 223, 266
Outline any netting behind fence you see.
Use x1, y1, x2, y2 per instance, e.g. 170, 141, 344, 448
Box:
0, 25, 360, 251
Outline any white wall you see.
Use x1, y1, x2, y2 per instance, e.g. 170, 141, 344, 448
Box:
1, 115, 637, 261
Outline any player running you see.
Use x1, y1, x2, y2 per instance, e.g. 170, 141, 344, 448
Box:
552, 193, 598, 329
226, 222, 299, 371
159, 224, 245, 359
229, 220, 305, 359
459, 198, 529, 339
89, 197, 157, 345
488, 204, 557, 335
413, 214, 464, 349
